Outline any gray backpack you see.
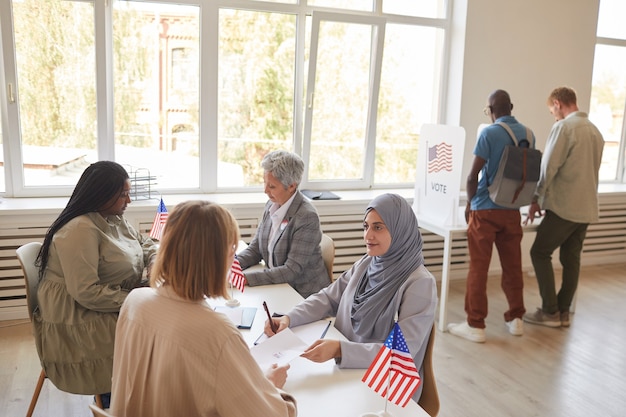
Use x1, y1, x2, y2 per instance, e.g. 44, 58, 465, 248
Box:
488, 123, 542, 208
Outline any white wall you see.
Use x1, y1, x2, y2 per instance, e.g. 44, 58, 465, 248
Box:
447, 0, 601, 185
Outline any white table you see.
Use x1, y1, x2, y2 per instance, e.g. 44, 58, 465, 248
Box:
212, 284, 430, 417
417, 218, 469, 332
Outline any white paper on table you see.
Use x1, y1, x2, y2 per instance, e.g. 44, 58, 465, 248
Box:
250, 328, 308, 369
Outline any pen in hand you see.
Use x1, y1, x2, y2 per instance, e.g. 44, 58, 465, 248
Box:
263, 301, 278, 334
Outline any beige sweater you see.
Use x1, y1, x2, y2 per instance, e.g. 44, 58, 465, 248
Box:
110, 286, 297, 417
35, 212, 157, 394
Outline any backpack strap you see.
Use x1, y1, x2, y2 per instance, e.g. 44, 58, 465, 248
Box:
496, 122, 534, 148
524, 127, 533, 148
496, 122, 519, 146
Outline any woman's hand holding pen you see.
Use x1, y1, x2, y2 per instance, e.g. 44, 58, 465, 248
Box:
264, 315, 290, 336
301, 339, 341, 363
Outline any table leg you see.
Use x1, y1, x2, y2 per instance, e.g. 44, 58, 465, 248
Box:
437, 232, 452, 332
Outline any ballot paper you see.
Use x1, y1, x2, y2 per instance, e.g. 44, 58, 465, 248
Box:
249, 328, 309, 369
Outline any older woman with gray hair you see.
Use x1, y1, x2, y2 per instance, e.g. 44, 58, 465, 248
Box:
264, 193, 437, 404
236, 150, 329, 298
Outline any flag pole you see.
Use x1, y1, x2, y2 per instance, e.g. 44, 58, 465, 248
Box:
384, 324, 396, 414
225, 282, 240, 307
424, 140, 428, 197
385, 319, 400, 412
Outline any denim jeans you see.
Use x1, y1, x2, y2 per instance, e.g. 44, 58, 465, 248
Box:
530, 210, 588, 314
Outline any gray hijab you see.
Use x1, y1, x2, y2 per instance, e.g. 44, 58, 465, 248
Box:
351, 193, 424, 339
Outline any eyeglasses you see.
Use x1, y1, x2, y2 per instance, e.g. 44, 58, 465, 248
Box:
483, 106, 492, 116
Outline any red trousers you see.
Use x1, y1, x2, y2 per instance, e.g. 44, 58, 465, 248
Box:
465, 210, 526, 328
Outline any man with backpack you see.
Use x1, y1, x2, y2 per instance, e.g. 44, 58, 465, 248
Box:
523, 86, 604, 328
448, 89, 534, 343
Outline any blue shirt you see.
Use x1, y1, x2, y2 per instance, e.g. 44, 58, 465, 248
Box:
471, 115, 535, 210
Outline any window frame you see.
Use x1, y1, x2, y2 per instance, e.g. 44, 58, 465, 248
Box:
302, 11, 385, 190
594, 36, 626, 182
0, 0, 452, 197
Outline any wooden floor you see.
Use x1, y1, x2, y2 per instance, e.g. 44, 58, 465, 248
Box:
1, 263, 625, 417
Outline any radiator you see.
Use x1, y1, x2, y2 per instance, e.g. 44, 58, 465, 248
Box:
3, 194, 625, 321
0, 225, 48, 320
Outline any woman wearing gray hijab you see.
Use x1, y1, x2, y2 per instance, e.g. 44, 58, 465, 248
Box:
265, 193, 437, 402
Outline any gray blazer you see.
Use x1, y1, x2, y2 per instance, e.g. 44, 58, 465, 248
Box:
237, 191, 330, 298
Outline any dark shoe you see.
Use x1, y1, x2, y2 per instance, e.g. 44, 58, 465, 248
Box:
523, 308, 561, 328
95, 393, 111, 409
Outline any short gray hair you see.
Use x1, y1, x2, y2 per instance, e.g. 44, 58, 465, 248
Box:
261, 150, 304, 188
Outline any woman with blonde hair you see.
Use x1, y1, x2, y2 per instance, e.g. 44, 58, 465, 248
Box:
110, 200, 297, 416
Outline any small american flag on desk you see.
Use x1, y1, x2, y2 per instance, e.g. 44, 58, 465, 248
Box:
229, 257, 246, 292
362, 322, 421, 407
149, 198, 168, 241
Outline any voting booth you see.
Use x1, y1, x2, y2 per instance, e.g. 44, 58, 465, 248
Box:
413, 124, 468, 331
413, 124, 466, 226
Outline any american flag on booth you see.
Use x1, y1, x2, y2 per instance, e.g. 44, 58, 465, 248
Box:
228, 257, 246, 292
149, 198, 169, 241
427, 142, 453, 173
362, 322, 421, 407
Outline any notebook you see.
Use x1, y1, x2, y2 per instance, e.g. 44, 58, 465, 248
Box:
301, 190, 341, 200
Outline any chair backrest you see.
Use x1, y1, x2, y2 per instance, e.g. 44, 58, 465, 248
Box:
418, 324, 440, 417
16, 242, 43, 321
320, 233, 335, 282
89, 403, 116, 417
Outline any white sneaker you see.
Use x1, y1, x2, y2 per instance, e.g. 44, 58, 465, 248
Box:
447, 321, 486, 343
506, 318, 524, 336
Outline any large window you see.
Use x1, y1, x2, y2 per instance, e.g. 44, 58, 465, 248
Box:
303, 14, 384, 187
0, 0, 449, 197
590, 0, 626, 182
375, 24, 443, 185
218, 9, 296, 187
113, 2, 200, 190
13, 0, 97, 189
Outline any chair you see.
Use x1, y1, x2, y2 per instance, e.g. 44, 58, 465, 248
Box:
17, 242, 42, 323
89, 403, 116, 417
238, 236, 335, 281
320, 233, 335, 281
16, 242, 104, 417
418, 324, 440, 417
